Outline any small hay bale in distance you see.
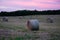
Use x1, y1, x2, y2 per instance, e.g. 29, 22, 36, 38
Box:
2, 17, 8, 22
27, 19, 39, 31
47, 17, 54, 23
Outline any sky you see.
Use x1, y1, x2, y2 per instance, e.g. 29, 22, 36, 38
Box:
0, 0, 60, 12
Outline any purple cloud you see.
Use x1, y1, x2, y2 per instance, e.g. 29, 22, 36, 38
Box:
0, 0, 60, 11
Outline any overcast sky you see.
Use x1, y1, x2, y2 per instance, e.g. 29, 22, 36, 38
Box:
0, 0, 60, 12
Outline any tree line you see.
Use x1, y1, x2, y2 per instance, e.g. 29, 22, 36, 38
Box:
0, 10, 60, 16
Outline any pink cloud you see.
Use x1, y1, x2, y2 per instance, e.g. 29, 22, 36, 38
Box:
2, 0, 60, 8
0, 1, 37, 7
0, 0, 60, 11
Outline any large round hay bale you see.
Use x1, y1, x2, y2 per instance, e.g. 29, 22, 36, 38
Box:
27, 19, 39, 31
2, 17, 8, 22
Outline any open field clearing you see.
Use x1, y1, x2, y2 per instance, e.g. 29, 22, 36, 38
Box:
0, 15, 60, 40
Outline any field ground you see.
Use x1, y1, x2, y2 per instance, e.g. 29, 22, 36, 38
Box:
0, 15, 60, 40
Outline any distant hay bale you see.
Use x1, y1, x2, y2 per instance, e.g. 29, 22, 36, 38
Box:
47, 17, 53, 23
2, 17, 8, 22
27, 19, 39, 31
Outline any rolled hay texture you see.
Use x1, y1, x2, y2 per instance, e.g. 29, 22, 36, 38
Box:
2, 17, 8, 22
47, 18, 53, 23
27, 19, 39, 31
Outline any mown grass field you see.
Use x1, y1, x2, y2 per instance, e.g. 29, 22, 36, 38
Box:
0, 15, 60, 40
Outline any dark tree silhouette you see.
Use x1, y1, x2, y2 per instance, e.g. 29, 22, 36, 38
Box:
0, 10, 60, 16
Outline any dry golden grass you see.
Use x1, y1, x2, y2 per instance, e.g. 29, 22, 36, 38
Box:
0, 15, 60, 40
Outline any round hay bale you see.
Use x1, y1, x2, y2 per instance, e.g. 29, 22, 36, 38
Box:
47, 17, 53, 23
27, 19, 39, 31
2, 17, 8, 22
